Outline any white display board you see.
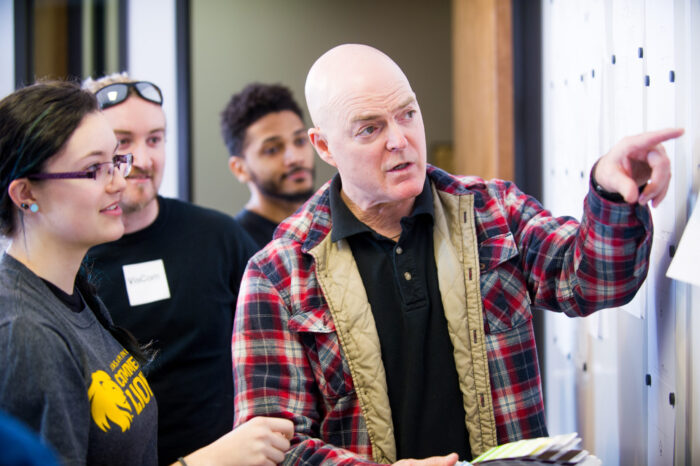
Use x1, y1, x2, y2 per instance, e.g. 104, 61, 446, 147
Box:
127, 0, 179, 199
542, 0, 699, 464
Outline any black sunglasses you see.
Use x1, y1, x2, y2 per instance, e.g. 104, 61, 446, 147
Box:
95, 81, 163, 110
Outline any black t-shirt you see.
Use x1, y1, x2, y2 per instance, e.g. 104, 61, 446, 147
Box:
329, 176, 470, 460
234, 209, 278, 250
87, 197, 257, 465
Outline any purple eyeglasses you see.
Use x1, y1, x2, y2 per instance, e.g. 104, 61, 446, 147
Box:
27, 154, 133, 184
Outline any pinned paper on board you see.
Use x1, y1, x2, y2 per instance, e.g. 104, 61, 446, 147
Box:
666, 194, 700, 287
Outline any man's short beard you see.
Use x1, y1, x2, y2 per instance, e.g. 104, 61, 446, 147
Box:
250, 168, 315, 204
256, 183, 314, 203
121, 197, 155, 215
120, 185, 157, 215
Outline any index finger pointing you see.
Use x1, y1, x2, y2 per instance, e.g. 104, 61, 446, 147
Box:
627, 127, 684, 152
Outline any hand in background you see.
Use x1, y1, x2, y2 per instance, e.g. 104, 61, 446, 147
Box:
181, 416, 294, 466
593, 127, 684, 206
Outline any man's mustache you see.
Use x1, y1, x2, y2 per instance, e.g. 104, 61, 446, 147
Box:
281, 167, 313, 180
126, 167, 152, 179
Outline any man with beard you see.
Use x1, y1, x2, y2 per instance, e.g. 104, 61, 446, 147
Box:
221, 83, 316, 249
82, 74, 263, 465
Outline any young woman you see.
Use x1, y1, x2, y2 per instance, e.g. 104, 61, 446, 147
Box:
0, 81, 292, 466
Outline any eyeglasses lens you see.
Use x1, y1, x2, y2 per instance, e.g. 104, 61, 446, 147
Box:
92, 164, 109, 183
118, 159, 131, 178
93, 155, 131, 182
96, 84, 128, 109
135, 82, 163, 105
116, 154, 133, 178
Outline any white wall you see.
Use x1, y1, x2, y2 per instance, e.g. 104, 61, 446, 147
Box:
0, 0, 14, 99
686, 0, 700, 460
542, 0, 699, 464
127, 0, 179, 199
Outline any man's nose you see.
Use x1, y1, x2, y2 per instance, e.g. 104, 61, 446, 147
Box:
386, 122, 408, 151
284, 144, 306, 166
130, 142, 153, 169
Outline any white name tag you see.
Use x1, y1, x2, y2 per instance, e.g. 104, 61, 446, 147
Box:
122, 259, 171, 307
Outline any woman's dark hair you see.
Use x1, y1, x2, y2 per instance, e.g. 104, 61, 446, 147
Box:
0, 80, 97, 236
0, 80, 152, 365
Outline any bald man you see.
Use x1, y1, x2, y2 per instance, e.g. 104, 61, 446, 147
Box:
232, 44, 683, 464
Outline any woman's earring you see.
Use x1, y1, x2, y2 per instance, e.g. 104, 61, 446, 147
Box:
19, 203, 38, 212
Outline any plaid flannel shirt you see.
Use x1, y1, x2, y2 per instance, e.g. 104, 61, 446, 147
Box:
232, 165, 652, 464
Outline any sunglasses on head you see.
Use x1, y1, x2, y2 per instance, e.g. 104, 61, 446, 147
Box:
95, 81, 163, 110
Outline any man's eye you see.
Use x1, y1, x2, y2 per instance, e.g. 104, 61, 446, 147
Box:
147, 136, 162, 145
262, 145, 281, 155
400, 110, 416, 122
359, 126, 376, 136
117, 138, 131, 149
294, 137, 308, 147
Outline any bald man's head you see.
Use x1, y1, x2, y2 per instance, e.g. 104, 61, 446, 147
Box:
304, 44, 427, 211
305, 44, 413, 129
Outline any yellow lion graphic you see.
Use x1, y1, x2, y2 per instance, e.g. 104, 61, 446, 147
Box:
88, 370, 133, 432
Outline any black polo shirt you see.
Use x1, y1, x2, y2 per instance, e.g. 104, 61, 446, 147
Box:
329, 175, 470, 460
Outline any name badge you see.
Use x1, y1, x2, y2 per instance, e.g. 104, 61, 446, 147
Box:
122, 259, 171, 307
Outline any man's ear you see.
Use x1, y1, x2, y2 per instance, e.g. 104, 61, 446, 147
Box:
228, 156, 250, 183
308, 128, 337, 168
7, 179, 36, 211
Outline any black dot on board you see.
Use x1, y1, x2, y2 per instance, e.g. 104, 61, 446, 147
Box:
612, 54, 616, 64
645, 75, 650, 87
638, 47, 644, 58
591, 69, 595, 78
580, 74, 584, 82
670, 70, 675, 82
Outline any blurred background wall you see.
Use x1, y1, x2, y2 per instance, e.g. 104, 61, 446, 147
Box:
189, 0, 452, 216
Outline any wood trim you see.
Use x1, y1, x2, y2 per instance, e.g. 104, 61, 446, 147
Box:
452, 0, 514, 180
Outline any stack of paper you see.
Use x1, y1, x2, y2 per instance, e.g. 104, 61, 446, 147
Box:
456, 433, 601, 465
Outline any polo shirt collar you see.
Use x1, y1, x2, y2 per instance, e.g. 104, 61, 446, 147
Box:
329, 173, 434, 243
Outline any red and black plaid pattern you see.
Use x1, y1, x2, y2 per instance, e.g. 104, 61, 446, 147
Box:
232, 166, 651, 463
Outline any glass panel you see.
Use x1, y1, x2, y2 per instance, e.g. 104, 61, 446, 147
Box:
29, 0, 123, 82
